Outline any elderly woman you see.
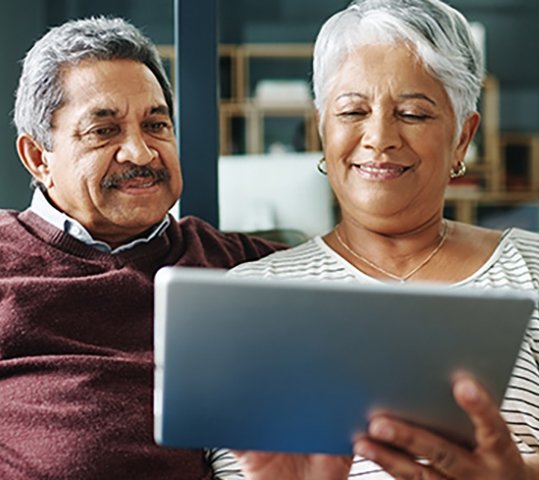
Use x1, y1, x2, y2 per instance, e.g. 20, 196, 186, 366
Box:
210, 0, 539, 479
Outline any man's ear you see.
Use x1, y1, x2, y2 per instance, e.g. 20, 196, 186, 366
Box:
453, 112, 481, 167
17, 134, 54, 189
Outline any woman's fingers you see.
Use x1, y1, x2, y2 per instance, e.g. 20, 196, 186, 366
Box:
354, 375, 527, 479
355, 417, 475, 478
452, 376, 516, 456
231, 450, 353, 480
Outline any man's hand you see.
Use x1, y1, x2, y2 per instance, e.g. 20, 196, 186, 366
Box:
232, 450, 353, 480
353, 374, 538, 479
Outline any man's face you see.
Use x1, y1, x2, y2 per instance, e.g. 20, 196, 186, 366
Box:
42, 59, 181, 247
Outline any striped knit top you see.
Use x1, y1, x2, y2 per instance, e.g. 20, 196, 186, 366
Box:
210, 227, 539, 479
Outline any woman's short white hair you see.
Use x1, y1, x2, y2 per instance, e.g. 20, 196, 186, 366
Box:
313, 0, 484, 133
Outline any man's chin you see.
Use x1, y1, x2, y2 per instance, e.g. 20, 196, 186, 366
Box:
96, 209, 167, 235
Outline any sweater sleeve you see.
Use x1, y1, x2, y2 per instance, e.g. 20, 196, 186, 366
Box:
175, 216, 288, 269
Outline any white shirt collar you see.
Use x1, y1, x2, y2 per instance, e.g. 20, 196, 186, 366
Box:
30, 188, 170, 254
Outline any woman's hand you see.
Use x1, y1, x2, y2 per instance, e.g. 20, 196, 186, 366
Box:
354, 374, 539, 479
231, 450, 353, 480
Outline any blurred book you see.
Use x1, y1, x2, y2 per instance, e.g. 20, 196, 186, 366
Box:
254, 80, 312, 106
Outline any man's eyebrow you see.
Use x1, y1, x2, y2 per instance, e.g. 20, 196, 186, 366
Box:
88, 108, 119, 119
148, 105, 171, 116
398, 93, 437, 105
74, 108, 118, 132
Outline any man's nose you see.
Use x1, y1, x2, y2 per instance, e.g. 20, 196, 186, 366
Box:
360, 113, 402, 153
115, 132, 157, 165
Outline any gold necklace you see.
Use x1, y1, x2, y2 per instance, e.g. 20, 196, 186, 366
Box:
334, 221, 449, 283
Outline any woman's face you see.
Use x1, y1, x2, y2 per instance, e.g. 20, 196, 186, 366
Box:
321, 43, 478, 233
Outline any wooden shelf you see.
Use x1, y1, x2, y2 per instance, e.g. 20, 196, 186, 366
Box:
500, 132, 539, 193
158, 43, 539, 226
217, 43, 318, 154
219, 99, 319, 154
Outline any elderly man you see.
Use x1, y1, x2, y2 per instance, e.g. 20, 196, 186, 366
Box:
1, 16, 281, 479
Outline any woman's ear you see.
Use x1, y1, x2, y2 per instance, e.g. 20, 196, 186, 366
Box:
17, 134, 54, 189
453, 112, 481, 166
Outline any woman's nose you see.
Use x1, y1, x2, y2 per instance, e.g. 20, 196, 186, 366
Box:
360, 113, 402, 153
115, 132, 158, 165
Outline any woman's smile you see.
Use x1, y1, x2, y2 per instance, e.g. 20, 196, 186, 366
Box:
353, 161, 413, 180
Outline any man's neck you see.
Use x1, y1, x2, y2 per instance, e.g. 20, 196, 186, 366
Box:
29, 188, 170, 254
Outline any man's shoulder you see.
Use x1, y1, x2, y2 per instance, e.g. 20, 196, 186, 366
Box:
0, 209, 27, 238
172, 215, 288, 269
0, 210, 39, 271
176, 215, 225, 237
0, 208, 19, 224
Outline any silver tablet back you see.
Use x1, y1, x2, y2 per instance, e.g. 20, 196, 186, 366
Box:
154, 267, 535, 454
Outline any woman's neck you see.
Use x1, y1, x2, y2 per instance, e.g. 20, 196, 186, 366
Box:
324, 215, 449, 282
323, 217, 503, 283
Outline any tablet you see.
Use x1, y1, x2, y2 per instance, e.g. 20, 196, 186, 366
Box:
153, 266, 535, 454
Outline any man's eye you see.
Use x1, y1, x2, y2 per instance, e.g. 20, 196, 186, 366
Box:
90, 126, 119, 137
146, 122, 170, 132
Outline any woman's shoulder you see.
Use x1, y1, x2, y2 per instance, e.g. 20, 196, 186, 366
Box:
446, 223, 539, 286
500, 227, 539, 263
504, 226, 539, 246
230, 238, 323, 275
490, 227, 539, 285
230, 237, 351, 280
453, 222, 539, 263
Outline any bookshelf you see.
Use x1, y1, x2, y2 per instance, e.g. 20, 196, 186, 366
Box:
158, 43, 539, 226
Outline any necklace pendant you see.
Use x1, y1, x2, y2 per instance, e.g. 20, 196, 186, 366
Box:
400, 278, 407, 284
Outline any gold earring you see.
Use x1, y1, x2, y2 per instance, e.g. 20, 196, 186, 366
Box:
317, 158, 327, 175
450, 161, 466, 179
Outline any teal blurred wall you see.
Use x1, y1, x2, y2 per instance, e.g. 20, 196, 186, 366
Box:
0, 2, 46, 210
220, 0, 539, 133
1, 0, 538, 209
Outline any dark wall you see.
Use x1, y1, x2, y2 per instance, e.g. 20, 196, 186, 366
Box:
218, 0, 539, 133
44, 0, 174, 43
1, 0, 538, 210
0, 2, 46, 210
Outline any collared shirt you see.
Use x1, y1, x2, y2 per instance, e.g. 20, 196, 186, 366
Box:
30, 188, 170, 254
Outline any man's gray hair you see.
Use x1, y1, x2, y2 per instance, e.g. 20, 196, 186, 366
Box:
313, 0, 484, 133
14, 16, 173, 151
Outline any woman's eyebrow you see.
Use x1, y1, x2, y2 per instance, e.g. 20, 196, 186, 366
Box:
398, 93, 437, 105
335, 92, 369, 101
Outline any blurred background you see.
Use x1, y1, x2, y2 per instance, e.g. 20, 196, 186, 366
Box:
1, 0, 539, 239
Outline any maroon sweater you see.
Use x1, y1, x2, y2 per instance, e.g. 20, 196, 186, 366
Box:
0, 210, 283, 479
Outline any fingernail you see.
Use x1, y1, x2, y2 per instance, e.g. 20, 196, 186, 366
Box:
370, 420, 395, 441
355, 441, 376, 461
459, 378, 480, 402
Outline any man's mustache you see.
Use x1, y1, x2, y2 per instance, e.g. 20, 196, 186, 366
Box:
100, 166, 171, 189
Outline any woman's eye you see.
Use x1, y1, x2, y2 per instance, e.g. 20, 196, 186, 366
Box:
338, 111, 368, 118
399, 112, 431, 121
